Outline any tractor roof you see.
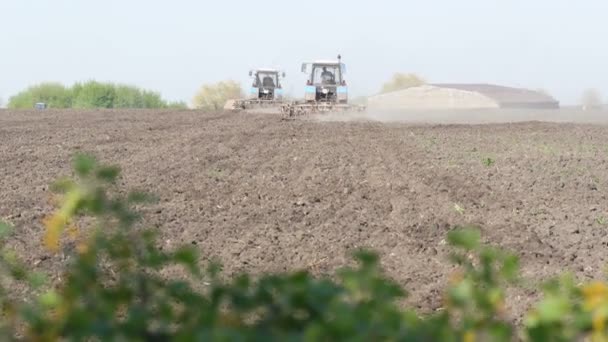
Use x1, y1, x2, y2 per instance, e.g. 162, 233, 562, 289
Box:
255, 68, 279, 73
311, 60, 341, 65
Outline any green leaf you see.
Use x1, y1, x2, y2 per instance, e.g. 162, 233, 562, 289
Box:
28, 272, 47, 289
501, 255, 520, 281
447, 227, 481, 250
0, 221, 12, 240
535, 296, 570, 323
73, 154, 96, 176
50, 177, 76, 193
96, 165, 120, 183
173, 247, 199, 275
353, 250, 379, 268
206, 260, 222, 278
482, 157, 496, 167
9, 265, 27, 281
448, 279, 473, 306
487, 322, 512, 342
2, 250, 17, 263
40, 290, 61, 309
127, 191, 157, 204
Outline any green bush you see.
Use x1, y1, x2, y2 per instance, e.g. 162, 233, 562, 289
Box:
8, 82, 178, 109
112, 84, 145, 108
72, 81, 117, 109
0, 155, 608, 340
167, 101, 189, 109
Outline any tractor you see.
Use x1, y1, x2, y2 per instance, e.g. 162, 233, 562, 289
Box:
301, 55, 348, 104
232, 68, 286, 110
248, 68, 285, 101
281, 55, 364, 117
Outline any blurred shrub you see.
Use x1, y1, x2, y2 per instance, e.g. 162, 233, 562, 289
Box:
192, 80, 242, 111
167, 101, 188, 109
113, 84, 146, 108
72, 81, 117, 109
9, 82, 179, 109
380, 73, 425, 94
0, 156, 608, 340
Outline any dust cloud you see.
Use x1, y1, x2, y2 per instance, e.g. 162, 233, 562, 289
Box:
312, 108, 608, 125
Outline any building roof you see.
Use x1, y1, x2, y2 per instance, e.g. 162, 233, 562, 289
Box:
431, 83, 558, 106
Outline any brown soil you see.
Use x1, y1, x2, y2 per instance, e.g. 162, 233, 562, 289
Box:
2, 108, 608, 319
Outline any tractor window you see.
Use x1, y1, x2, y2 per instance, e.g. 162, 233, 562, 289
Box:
312, 65, 341, 85
256, 72, 278, 88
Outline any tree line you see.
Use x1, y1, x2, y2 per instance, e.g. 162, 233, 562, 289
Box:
4, 77, 604, 111
7, 81, 186, 109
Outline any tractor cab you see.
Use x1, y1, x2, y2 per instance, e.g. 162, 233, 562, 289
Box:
301, 55, 348, 103
248, 69, 285, 101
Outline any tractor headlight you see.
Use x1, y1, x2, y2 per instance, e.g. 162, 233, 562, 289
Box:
263, 89, 270, 94
322, 88, 329, 94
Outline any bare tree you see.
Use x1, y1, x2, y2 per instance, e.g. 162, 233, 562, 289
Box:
192, 81, 242, 111
581, 88, 602, 110
380, 73, 425, 94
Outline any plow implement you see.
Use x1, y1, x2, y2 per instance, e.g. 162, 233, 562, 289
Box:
229, 55, 365, 119
228, 68, 286, 112
232, 99, 284, 110
280, 101, 366, 119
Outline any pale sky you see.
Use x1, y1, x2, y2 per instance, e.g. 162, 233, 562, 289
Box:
0, 0, 606, 105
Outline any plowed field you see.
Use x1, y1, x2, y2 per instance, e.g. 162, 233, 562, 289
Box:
2, 108, 608, 319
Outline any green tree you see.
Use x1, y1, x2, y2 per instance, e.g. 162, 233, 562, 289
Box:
141, 90, 167, 109
72, 81, 117, 109
8, 83, 72, 109
113, 84, 145, 108
8, 82, 182, 110
192, 80, 242, 111
380, 73, 425, 94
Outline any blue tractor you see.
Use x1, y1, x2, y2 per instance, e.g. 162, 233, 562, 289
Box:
248, 68, 285, 101
301, 55, 348, 104
232, 68, 286, 110
281, 55, 365, 118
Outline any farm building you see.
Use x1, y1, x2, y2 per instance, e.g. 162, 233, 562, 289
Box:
368, 84, 560, 110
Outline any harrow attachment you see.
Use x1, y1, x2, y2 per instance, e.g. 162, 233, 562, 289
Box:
232, 99, 284, 110
280, 101, 366, 119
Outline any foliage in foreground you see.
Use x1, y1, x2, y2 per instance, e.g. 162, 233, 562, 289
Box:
0, 156, 608, 340
8, 81, 186, 109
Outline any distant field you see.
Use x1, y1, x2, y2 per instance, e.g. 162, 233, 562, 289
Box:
1, 108, 608, 320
